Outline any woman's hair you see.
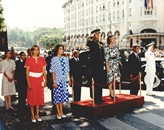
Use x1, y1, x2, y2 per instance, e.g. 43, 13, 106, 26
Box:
31, 45, 40, 56
3, 50, 11, 59
5, 50, 11, 55
53, 44, 64, 56
107, 35, 115, 45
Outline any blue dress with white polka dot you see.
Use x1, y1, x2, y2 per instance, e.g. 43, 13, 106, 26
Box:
50, 56, 70, 104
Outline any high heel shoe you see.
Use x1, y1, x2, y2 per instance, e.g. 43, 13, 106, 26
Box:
9, 106, 14, 110
61, 114, 66, 118
110, 95, 118, 99
35, 116, 42, 121
56, 115, 62, 119
31, 117, 36, 123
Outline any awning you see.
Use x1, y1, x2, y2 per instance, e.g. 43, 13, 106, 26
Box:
123, 33, 164, 38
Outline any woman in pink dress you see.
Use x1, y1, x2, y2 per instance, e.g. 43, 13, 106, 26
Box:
25, 45, 47, 123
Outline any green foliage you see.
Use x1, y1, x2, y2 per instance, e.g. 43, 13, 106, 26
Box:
0, 4, 6, 32
8, 27, 64, 49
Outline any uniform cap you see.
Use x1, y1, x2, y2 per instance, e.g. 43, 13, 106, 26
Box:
91, 29, 101, 35
146, 42, 155, 47
133, 43, 140, 47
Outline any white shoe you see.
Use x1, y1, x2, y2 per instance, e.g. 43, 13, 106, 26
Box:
31, 117, 36, 123
61, 114, 66, 118
35, 116, 42, 121
146, 94, 155, 96
56, 115, 62, 119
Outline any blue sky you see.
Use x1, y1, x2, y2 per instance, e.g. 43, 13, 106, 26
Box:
2, 0, 64, 29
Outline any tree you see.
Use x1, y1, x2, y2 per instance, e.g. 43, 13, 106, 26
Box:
0, 4, 5, 32
7, 27, 64, 49
39, 34, 62, 49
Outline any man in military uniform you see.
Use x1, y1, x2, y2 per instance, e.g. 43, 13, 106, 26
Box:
87, 29, 105, 104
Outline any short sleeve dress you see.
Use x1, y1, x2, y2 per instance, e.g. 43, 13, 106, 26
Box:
24, 56, 47, 106
1, 59, 16, 96
104, 44, 121, 83
50, 56, 70, 104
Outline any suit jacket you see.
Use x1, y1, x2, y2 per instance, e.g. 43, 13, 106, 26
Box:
128, 52, 142, 77
15, 59, 27, 85
45, 56, 53, 88
69, 58, 83, 83
87, 40, 105, 77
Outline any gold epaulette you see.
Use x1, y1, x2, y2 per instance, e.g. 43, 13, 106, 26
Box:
87, 36, 93, 41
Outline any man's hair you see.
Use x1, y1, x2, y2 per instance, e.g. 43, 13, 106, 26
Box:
19, 51, 25, 56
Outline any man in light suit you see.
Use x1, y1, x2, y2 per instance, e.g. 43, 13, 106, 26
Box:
128, 44, 142, 95
144, 42, 156, 96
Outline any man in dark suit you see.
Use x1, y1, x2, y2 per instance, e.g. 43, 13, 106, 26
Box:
15, 52, 27, 109
45, 51, 54, 104
128, 44, 142, 95
87, 29, 105, 104
70, 50, 83, 102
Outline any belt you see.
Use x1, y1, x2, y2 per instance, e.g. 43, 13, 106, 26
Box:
110, 57, 116, 59
29, 72, 42, 78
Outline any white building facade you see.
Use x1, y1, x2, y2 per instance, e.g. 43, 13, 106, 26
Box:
62, 0, 164, 49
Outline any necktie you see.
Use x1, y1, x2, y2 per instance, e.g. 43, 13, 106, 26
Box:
137, 54, 140, 62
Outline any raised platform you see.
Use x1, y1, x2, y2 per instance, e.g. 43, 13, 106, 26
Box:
71, 94, 144, 119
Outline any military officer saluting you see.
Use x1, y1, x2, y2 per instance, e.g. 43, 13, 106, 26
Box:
87, 29, 105, 104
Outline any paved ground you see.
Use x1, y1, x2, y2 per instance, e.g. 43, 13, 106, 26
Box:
1, 73, 164, 130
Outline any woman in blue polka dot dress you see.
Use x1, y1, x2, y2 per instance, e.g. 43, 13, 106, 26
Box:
50, 44, 70, 119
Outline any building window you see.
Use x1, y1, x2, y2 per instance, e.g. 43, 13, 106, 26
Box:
117, 11, 119, 19
99, 15, 101, 21
96, 6, 98, 12
96, 16, 98, 22
103, 14, 105, 21
145, 10, 153, 15
155, 7, 157, 15
140, 7, 142, 15
122, 10, 124, 18
117, 2, 119, 6
108, 2, 110, 9
129, 8, 131, 17
122, 0, 124, 5
108, 13, 111, 20
91, 7, 93, 13
113, 3, 116, 7
113, 12, 115, 19
129, 0, 131, 3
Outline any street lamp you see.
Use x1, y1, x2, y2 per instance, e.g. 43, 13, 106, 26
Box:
102, 6, 111, 33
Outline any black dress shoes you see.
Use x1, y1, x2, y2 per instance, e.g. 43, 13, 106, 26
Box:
95, 100, 104, 104
110, 95, 118, 99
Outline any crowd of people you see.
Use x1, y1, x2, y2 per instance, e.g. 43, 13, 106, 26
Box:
0, 28, 159, 122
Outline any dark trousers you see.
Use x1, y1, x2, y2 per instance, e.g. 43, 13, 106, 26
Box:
90, 74, 103, 104
73, 83, 81, 102
17, 84, 27, 108
130, 78, 139, 95
51, 88, 54, 104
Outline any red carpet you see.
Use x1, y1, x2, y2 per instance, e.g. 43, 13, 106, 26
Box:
71, 94, 144, 119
